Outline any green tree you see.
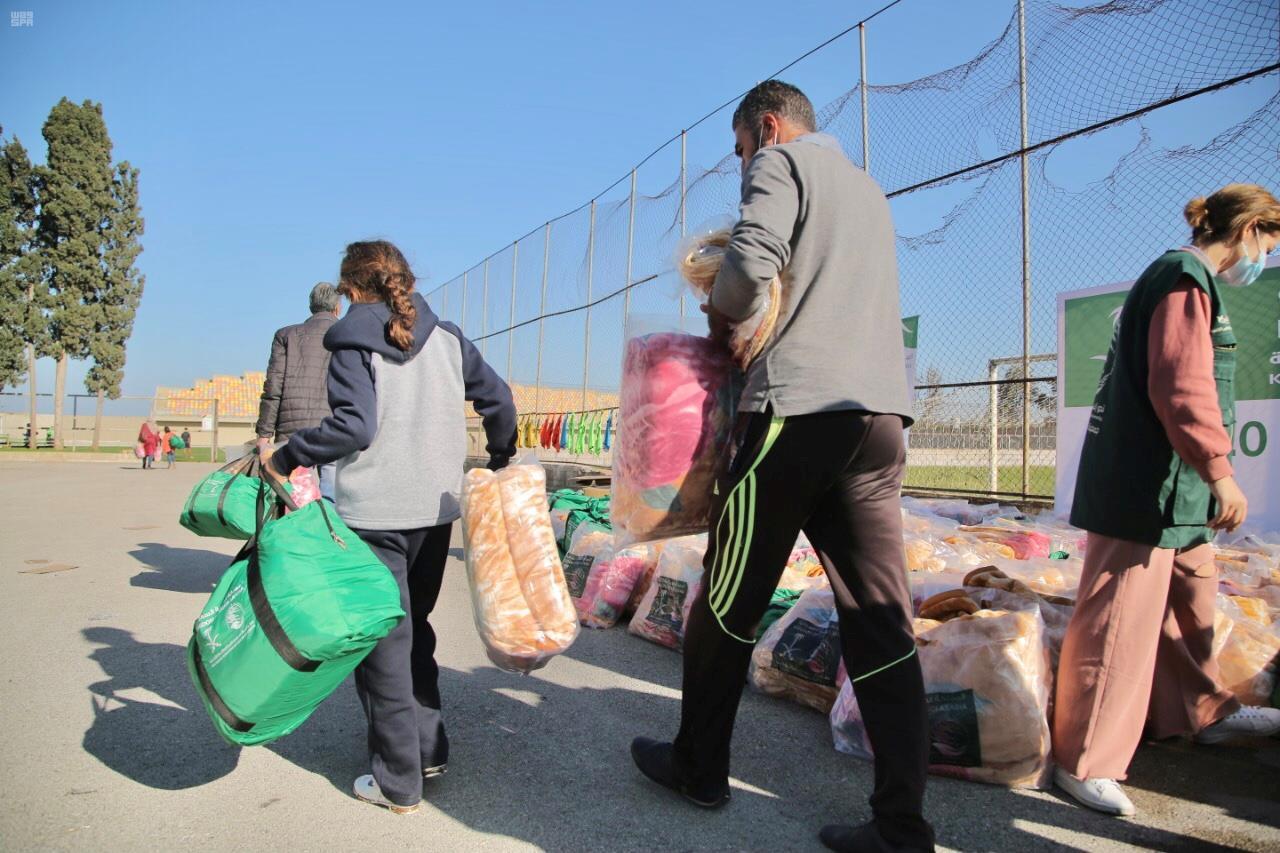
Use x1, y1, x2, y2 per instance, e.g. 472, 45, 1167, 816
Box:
37, 99, 116, 449
0, 129, 46, 447
85, 161, 144, 448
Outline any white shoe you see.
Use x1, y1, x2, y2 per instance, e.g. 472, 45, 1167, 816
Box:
1194, 705, 1280, 745
1054, 767, 1136, 816
353, 774, 420, 814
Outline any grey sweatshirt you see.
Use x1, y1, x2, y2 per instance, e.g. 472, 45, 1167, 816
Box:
711, 132, 914, 423
274, 293, 517, 531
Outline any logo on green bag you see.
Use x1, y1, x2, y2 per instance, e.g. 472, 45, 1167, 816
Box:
225, 603, 245, 631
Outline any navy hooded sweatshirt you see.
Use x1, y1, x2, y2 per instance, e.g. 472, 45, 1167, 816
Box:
273, 293, 517, 530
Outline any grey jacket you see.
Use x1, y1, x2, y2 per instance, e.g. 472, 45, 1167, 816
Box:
273, 294, 517, 531
255, 312, 337, 440
712, 132, 914, 423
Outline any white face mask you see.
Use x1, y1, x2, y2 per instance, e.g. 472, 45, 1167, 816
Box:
1220, 230, 1267, 288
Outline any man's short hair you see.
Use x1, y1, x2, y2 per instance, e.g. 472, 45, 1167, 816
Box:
732, 80, 817, 134
310, 282, 340, 314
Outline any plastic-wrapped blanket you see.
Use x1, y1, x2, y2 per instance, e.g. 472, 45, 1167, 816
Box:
561, 521, 614, 627
584, 540, 664, 629
751, 587, 843, 713
613, 332, 734, 547
628, 535, 707, 650
461, 464, 579, 673
831, 608, 1052, 789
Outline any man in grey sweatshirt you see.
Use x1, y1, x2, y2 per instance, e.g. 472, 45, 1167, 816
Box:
631, 81, 934, 853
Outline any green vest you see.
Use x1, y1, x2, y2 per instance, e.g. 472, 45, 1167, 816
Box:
1070, 250, 1237, 549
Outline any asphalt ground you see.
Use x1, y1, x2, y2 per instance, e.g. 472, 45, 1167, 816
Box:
2, 460, 1278, 852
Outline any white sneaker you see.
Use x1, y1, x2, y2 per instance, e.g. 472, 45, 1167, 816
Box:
353, 774, 420, 814
1194, 705, 1280, 745
1054, 767, 1136, 816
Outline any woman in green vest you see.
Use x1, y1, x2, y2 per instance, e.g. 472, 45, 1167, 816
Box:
1054, 184, 1280, 817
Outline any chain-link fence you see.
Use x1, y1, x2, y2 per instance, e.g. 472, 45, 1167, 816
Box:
444, 0, 1278, 500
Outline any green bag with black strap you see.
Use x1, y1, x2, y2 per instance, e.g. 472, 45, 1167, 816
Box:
187, 480, 404, 747
179, 452, 283, 539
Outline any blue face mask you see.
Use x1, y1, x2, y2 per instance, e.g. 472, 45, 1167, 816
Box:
1220, 231, 1266, 288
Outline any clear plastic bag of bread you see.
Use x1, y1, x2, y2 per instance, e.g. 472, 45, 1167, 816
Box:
830, 605, 1053, 789
751, 587, 844, 713
1214, 595, 1280, 706
628, 534, 707, 650
461, 458, 579, 673
676, 218, 782, 371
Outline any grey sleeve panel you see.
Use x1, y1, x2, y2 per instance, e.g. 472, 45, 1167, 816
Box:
273, 347, 377, 472
439, 322, 518, 469
255, 328, 288, 438
711, 148, 799, 322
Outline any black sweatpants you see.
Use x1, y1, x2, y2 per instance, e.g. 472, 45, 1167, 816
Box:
350, 523, 452, 807
674, 410, 934, 850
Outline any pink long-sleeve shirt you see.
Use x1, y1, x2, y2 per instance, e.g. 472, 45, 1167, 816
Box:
1147, 278, 1233, 484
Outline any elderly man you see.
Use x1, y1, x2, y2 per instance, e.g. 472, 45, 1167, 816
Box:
255, 282, 343, 500
630, 81, 934, 853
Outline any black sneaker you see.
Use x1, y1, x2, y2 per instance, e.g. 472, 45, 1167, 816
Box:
423, 763, 447, 780
630, 737, 730, 809
819, 822, 934, 853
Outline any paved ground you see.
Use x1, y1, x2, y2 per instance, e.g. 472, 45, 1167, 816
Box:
2, 460, 1278, 852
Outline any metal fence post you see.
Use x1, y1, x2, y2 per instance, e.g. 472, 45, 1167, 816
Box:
624, 170, 637, 329
679, 130, 687, 324
1017, 0, 1032, 499
481, 259, 489, 357
583, 200, 596, 411
507, 242, 518, 385
534, 222, 551, 416
859, 23, 870, 173
988, 360, 1000, 494
461, 271, 468, 337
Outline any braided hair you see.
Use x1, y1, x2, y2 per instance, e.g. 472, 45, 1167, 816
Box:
338, 241, 418, 351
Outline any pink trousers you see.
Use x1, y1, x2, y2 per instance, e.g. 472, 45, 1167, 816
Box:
1052, 532, 1240, 780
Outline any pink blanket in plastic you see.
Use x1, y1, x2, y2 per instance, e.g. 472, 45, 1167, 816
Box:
613, 332, 734, 546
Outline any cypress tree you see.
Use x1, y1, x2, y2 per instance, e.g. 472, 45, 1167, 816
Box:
0, 129, 45, 446
37, 99, 116, 449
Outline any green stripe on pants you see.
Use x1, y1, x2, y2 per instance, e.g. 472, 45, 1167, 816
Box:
708, 418, 785, 631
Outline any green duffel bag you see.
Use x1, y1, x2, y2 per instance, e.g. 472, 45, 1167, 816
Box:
179, 452, 279, 539
169, 435, 186, 450
187, 486, 404, 746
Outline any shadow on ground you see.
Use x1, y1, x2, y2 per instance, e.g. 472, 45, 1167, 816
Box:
128, 541, 231, 594
78, 621, 1280, 851
81, 627, 241, 790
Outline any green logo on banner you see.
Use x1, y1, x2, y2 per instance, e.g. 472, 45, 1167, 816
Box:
1063, 292, 1127, 408
1229, 266, 1280, 402
902, 316, 919, 349
1064, 266, 1280, 408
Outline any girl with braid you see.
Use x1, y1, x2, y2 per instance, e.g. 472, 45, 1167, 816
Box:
266, 240, 517, 813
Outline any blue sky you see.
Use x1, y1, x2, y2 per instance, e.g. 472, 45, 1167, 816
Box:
1, 0, 1275, 405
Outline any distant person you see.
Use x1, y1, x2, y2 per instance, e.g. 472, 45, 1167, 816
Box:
162, 426, 176, 469
181, 428, 192, 459
256, 282, 343, 500
138, 422, 158, 470
1055, 184, 1280, 817
263, 240, 516, 814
